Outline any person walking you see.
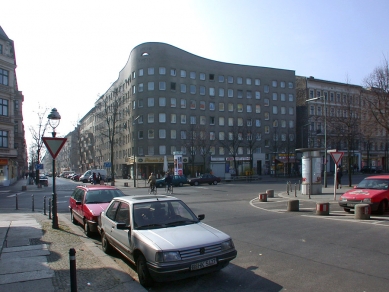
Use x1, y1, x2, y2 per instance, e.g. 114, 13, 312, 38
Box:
147, 172, 156, 191
92, 172, 97, 185
165, 171, 173, 191
336, 166, 343, 189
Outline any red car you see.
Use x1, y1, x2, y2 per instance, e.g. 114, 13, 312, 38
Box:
69, 185, 126, 236
339, 175, 389, 214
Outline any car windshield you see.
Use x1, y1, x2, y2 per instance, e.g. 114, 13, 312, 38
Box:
133, 200, 199, 229
85, 189, 125, 203
356, 179, 389, 190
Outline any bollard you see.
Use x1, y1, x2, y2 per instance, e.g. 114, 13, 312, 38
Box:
266, 189, 274, 198
258, 193, 267, 202
69, 248, 77, 292
43, 196, 46, 215
22, 185, 27, 191
355, 204, 371, 220
316, 202, 330, 215
49, 198, 52, 219
294, 183, 297, 197
286, 182, 289, 195
32, 194, 34, 212
298, 180, 301, 191
124, 182, 128, 187
16, 193, 18, 210
287, 200, 299, 211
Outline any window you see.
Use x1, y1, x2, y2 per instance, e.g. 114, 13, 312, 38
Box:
159, 145, 166, 154
147, 82, 154, 91
209, 102, 215, 111
199, 86, 205, 96
272, 93, 277, 100
0, 131, 7, 148
209, 87, 215, 96
148, 146, 154, 155
159, 67, 166, 75
228, 103, 234, 112
210, 117, 215, 125
0, 44, 2, 54
247, 105, 252, 112
218, 103, 225, 111
170, 82, 176, 90
180, 99, 186, 108
288, 94, 294, 102
237, 118, 243, 126
228, 76, 233, 83
180, 115, 186, 124
273, 106, 278, 114
273, 120, 278, 127
200, 116, 206, 125
247, 118, 252, 126
210, 132, 215, 140
148, 113, 154, 123
228, 89, 233, 97
280, 81, 285, 88
138, 83, 144, 92
289, 107, 294, 115
180, 84, 186, 93
159, 113, 166, 123
200, 101, 205, 110
170, 97, 177, 107
148, 67, 154, 75
218, 88, 224, 97
237, 77, 243, 84
180, 70, 186, 77
218, 75, 224, 82
159, 129, 166, 139
256, 105, 260, 113
246, 78, 252, 85
159, 97, 166, 106
170, 68, 176, 76
255, 79, 260, 85
280, 93, 286, 101
288, 82, 294, 88
237, 104, 243, 112
0, 99, 9, 116
219, 117, 225, 126
264, 112, 269, 120
237, 90, 243, 98
255, 119, 261, 127
265, 126, 270, 134
247, 91, 252, 99
289, 120, 294, 128
281, 106, 286, 114
255, 91, 260, 99
264, 85, 269, 93
180, 131, 187, 139
190, 71, 196, 79
190, 100, 196, 109
264, 98, 269, 106
190, 116, 196, 124
190, 85, 196, 94
148, 129, 154, 139
281, 120, 286, 127
200, 73, 206, 80
170, 114, 177, 123
209, 74, 215, 81
132, 85, 136, 94
159, 82, 166, 90
139, 69, 143, 76
272, 80, 277, 87
219, 132, 225, 140
171, 129, 176, 139
147, 97, 154, 107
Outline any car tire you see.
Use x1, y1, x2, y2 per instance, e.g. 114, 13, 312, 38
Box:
213, 181, 218, 185
194, 181, 199, 186
344, 208, 351, 213
137, 254, 153, 287
157, 183, 163, 188
70, 210, 77, 225
101, 232, 112, 254
179, 182, 183, 187
84, 219, 92, 237
377, 201, 386, 215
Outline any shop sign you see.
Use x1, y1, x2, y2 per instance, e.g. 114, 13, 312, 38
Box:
0, 159, 8, 165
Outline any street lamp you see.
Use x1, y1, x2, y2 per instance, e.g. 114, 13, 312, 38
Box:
306, 96, 327, 187
301, 123, 310, 148
48, 108, 61, 229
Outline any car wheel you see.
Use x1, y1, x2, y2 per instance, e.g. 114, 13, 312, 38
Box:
70, 210, 77, 225
84, 220, 92, 237
344, 208, 351, 213
157, 183, 163, 188
213, 181, 218, 185
179, 182, 183, 187
194, 181, 199, 186
101, 232, 112, 254
377, 201, 386, 215
137, 254, 153, 287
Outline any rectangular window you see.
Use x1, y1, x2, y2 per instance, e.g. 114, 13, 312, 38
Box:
159, 82, 166, 90
219, 117, 225, 126
247, 90, 252, 99
200, 72, 206, 80
148, 67, 154, 75
227, 76, 233, 83
218, 75, 224, 82
138, 68, 144, 76
247, 105, 252, 112
237, 90, 243, 98
180, 70, 186, 77
132, 71, 136, 79
148, 129, 154, 139
219, 132, 225, 140
264, 98, 269, 106
237, 118, 243, 126
272, 80, 277, 87
170, 114, 177, 123
159, 67, 166, 75
190, 71, 196, 79
272, 93, 278, 100
159, 97, 166, 106
148, 146, 154, 155
210, 117, 215, 125
255, 91, 260, 99
280, 81, 285, 88
199, 86, 206, 95
273, 106, 278, 114
218, 103, 225, 111
180, 99, 186, 108
256, 105, 261, 113
159, 129, 166, 138
0, 99, 8, 116
171, 130, 176, 139
218, 88, 224, 97
209, 87, 215, 96
0, 130, 9, 148
148, 113, 154, 123
237, 104, 243, 112
159, 145, 166, 154
246, 78, 252, 85
148, 82, 154, 91
210, 132, 215, 140
255, 79, 260, 85
228, 103, 234, 112
288, 94, 294, 102
170, 82, 176, 90
228, 89, 233, 98
237, 77, 243, 84
200, 116, 206, 125
200, 101, 205, 110
147, 97, 154, 107
180, 84, 186, 93
180, 115, 186, 124
280, 93, 286, 101
170, 68, 176, 76
138, 83, 144, 92
181, 130, 187, 139
159, 113, 166, 123
190, 100, 196, 109
209, 102, 215, 111
255, 119, 261, 127
289, 107, 294, 115
281, 106, 286, 114
170, 98, 177, 107
190, 85, 196, 94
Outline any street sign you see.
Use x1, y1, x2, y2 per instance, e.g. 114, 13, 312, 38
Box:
42, 137, 67, 159
35, 164, 43, 170
104, 162, 111, 167
330, 151, 344, 165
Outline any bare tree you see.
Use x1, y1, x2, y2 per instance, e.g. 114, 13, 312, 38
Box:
29, 107, 49, 184
219, 125, 244, 176
197, 126, 215, 173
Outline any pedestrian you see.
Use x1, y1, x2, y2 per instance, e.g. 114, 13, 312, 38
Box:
147, 172, 156, 191
336, 166, 343, 189
92, 172, 97, 185
97, 172, 102, 184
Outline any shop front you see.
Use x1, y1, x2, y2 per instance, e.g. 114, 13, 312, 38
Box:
0, 158, 18, 186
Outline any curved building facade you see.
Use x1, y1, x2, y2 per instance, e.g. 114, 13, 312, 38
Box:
94, 42, 296, 179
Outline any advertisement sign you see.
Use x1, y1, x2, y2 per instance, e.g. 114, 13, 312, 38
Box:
174, 154, 183, 175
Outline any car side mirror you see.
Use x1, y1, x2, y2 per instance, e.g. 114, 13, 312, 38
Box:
116, 223, 130, 230
353, 186, 357, 189
198, 214, 205, 221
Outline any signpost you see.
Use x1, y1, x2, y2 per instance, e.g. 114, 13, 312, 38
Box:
329, 150, 344, 200
43, 137, 67, 229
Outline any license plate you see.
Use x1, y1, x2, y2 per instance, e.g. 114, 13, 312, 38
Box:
347, 203, 355, 207
191, 258, 217, 270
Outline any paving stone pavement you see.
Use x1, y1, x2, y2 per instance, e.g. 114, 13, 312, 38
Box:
0, 207, 146, 292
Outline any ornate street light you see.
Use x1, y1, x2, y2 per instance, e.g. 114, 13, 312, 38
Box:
48, 108, 61, 229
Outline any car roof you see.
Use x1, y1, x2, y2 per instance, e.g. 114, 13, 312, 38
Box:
76, 185, 121, 191
112, 195, 177, 204
365, 175, 389, 179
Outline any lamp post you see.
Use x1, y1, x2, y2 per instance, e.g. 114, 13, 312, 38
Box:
133, 115, 140, 187
301, 123, 310, 148
306, 96, 327, 187
48, 108, 61, 229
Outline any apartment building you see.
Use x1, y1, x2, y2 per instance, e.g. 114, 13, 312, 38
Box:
80, 42, 296, 179
0, 26, 27, 185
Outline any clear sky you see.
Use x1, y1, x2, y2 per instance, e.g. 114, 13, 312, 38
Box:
1, 0, 388, 151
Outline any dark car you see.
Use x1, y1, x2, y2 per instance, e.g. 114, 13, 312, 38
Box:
39, 175, 49, 187
68, 185, 126, 236
339, 175, 389, 214
361, 166, 383, 174
188, 173, 221, 186
156, 175, 188, 188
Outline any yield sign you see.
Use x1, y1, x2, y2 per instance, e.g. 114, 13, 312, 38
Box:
42, 137, 67, 159
330, 151, 344, 165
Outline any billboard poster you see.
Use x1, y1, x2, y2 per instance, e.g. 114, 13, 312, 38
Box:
174, 154, 183, 175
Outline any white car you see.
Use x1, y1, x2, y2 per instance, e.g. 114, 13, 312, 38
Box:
98, 195, 237, 287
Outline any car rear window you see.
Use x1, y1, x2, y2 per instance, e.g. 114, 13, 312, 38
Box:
357, 179, 389, 190
85, 189, 125, 203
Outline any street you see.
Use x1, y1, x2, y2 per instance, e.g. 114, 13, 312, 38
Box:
1, 176, 389, 291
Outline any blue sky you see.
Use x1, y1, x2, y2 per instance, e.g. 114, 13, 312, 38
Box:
1, 0, 388, 149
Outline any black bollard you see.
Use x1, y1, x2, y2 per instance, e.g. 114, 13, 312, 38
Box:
16, 193, 18, 210
69, 248, 77, 292
43, 196, 46, 215
48, 198, 52, 219
32, 194, 34, 212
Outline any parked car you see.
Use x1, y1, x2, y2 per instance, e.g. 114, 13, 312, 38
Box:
80, 169, 108, 183
361, 166, 383, 174
71, 174, 80, 181
188, 173, 221, 186
156, 175, 188, 188
98, 195, 237, 287
339, 175, 389, 214
68, 185, 126, 236
39, 175, 49, 187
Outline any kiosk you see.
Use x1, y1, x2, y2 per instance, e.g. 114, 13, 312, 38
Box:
296, 148, 323, 196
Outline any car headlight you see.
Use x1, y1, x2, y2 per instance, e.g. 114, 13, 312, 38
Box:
363, 198, 371, 203
155, 251, 181, 262
340, 196, 347, 201
221, 239, 235, 251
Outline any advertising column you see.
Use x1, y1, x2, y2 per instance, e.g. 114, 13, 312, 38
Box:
174, 153, 183, 175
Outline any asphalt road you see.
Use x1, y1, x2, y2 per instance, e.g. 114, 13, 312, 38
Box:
2, 177, 389, 291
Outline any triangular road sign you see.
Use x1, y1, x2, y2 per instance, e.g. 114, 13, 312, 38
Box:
42, 137, 67, 159
330, 152, 344, 165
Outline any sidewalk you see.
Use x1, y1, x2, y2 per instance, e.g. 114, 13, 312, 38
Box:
278, 185, 350, 203
0, 179, 146, 292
